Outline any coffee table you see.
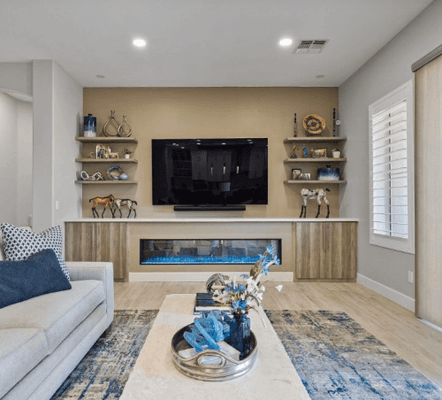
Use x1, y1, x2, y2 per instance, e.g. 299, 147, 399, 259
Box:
120, 294, 310, 400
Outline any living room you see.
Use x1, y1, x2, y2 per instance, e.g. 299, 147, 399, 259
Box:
1, 1, 442, 399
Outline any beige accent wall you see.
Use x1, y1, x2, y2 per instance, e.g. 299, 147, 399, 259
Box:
82, 87, 339, 219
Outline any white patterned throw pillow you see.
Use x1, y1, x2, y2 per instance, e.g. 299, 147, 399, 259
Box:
0, 223, 70, 281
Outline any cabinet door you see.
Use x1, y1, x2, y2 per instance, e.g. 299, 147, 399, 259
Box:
294, 222, 357, 280
294, 222, 322, 279
321, 222, 357, 280
65, 222, 128, 281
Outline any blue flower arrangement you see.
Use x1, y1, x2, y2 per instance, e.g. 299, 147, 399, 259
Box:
213, 245, 280, 315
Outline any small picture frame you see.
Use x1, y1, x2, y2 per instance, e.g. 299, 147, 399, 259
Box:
292, 168, 302, 180
300, 172, 311, 180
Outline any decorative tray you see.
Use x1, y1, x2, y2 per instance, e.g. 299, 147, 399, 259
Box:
171, 324, 258, 381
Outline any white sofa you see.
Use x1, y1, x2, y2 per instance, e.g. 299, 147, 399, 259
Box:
0, 253, 114, 400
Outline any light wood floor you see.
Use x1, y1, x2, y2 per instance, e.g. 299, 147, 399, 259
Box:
115, 281, 442, 387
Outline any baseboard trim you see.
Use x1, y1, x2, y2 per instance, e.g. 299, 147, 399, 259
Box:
357, 273, 415, 312
129, 271, 293, 282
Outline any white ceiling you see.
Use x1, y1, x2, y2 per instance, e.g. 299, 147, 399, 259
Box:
0, 0, 433, 87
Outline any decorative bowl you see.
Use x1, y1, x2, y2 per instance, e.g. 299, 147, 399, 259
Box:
171, 324, 258, 381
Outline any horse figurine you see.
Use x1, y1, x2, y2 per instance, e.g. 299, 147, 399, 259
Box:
111, 198, 137, 218
300, 188, 330, 218
89, 194, 115, 218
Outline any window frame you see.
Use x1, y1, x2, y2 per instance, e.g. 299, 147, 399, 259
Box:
368, 80, 415, 254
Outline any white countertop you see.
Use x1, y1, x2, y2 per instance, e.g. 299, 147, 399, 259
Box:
65, 218, 358, 223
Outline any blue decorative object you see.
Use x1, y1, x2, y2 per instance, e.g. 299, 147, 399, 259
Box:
225, 312, 251, 359
119, 173, 128, 181
317, 165, 340, 181
0, 249, 71, 309
183, 311, 229, 352
303, 147, 308, 158
83, 113, 97, 137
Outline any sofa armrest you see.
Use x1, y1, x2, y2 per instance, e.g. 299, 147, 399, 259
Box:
66, 262, 114, 327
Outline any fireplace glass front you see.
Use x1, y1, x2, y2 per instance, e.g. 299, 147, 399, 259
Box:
140, 239, 281, 265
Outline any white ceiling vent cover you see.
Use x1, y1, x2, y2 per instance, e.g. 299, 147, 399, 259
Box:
294, 40, 328, 54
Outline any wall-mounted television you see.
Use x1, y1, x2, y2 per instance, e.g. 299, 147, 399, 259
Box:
152, 138, 268, 209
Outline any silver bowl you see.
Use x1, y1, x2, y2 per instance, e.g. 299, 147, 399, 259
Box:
171, 324, 258, 381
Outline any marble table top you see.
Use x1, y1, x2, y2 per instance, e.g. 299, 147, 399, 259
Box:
120, 294, 310, 400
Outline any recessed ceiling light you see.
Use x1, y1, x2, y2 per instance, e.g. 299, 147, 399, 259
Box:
279, 38, 293, 47
96, 74, 105, 79
316, 75, 325, 79
133, 38, 146, 48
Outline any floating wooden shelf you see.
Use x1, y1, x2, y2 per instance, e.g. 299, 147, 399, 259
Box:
75, 158, 138, 164
75, 137, 138, 144
284, 137, 347, 143
284, 158, 347, 163
284, 180, 347, 185
75, 180, 138, 185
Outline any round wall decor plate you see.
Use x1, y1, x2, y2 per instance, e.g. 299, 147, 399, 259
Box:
303, 114, 326, 135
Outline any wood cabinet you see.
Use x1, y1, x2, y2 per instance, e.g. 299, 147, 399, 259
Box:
293, 222, 357, 281
65, 222, 129, 281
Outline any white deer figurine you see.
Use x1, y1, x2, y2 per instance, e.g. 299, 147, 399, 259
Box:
300, 188, 330, 218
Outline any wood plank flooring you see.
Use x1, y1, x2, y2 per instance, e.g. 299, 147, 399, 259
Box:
114, 281, 442, 387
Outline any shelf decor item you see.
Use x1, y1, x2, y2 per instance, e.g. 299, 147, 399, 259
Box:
107, 165, 125, 180
102, 110, 120, 137
332, 149, 341, 158
333, 108, 340, 137
122, 147, 133, 159
303, 114, 326, 135
311, 148, 327, 158
79, 171, 104, 181
317, 166, 340, 181
290, 145, 299, 159
292, 168, 302, 180
117, 115, 132, 137
293, 113, 298, 137
83, 114, 97, 137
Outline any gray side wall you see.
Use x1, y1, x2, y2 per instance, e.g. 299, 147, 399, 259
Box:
339, 0, 442, 299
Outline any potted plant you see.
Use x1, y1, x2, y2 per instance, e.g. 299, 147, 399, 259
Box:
122, 148, 133, 159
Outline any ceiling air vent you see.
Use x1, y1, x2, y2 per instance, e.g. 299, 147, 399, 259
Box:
294, 40, 328, 54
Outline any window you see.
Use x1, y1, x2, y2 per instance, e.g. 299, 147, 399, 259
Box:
369, 81, 415, 253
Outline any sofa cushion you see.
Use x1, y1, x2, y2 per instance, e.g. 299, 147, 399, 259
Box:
0, 249, 72, 309
0, 223, 70, 281
0, 328, 49, 398
0, 280, 105, 354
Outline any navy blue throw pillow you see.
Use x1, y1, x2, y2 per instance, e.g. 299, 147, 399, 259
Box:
0, 248, 72, 309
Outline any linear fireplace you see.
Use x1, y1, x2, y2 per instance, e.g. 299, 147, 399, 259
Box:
140, 239, 281, 265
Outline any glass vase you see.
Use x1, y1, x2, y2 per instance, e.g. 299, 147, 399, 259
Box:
226, 312, 251, 359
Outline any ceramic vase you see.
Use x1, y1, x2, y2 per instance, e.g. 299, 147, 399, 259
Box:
226, 312, 251, 359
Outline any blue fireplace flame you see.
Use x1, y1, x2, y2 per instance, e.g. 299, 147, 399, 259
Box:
140, 255, 262, 265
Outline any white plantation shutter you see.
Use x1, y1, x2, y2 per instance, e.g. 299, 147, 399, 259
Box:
369, 81, 415, 253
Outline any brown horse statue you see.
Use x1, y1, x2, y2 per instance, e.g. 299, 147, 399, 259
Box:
89, 194, 115, 218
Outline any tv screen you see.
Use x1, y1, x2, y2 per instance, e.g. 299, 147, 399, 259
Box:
152, 138, 268, 206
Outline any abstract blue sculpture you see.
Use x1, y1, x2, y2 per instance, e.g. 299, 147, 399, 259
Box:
183, 311, 230, 352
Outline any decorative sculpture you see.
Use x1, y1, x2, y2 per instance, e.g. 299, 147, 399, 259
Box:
111, 198, 137, 218
299, 188, 331, 218
89, 194, 115, 218
117, 115, 132, 137
303, 114, 326, 135
183, 312, 229, 353
102, 110, 120, 137
80, 171, 104, 181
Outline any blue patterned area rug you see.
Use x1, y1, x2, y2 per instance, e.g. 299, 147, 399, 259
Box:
266, 310, 442, 400
51, 310, 157, 400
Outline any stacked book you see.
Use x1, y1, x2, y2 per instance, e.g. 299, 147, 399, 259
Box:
193, 292, 232, 315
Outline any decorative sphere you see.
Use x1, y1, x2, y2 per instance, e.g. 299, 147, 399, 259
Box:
119, 173, 128, 181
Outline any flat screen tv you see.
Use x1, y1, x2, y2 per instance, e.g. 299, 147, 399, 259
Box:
152, 138, 268, 207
